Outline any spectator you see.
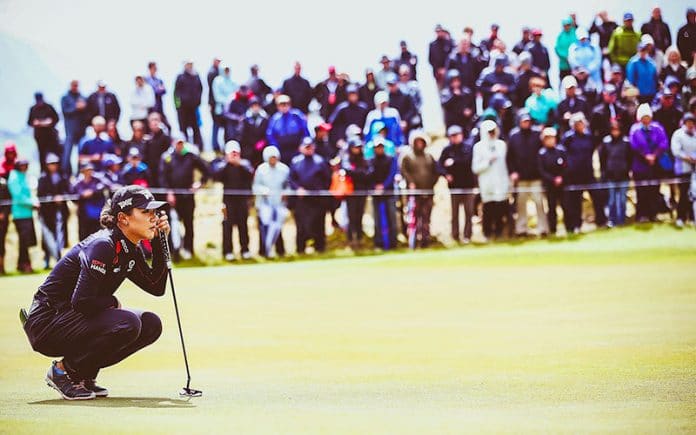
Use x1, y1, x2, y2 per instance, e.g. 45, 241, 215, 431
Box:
246, 64, 272, 105
359, 69, 380, 110
27, 92, 60, 173
608, 12, 641, 69
525, 77, 558, 126
682, 69, 696, 112
370, 136, 398, 250
481, 94, 515, 139
143, 112, 170, 187
629, 104, 668, 222
513, 27, 532, 55
223, 84, 253, 143
253, 146, 290, 258
654, 89, 684, 140
266, 94, 310, 165
212, 64, 239, 148
328, 84, 369, 145
562, 113, 607, 232
213, 141, 254, 261
591, 84, 630, 144
514, 52, 542, 108
174, 60, 204, 147
342, 138, 371, 248
555, 17, 578, 80
73, 164, 106, 240
314, 66, 346, 121
626, 42, 659, 104
100, 153, 123, 189
439, 125, 476, 243
207, 57, 222, 152
394, 40, 418, 81
159, 135, 210, 260
661, 46, 687, 86
472, 120, 510, 239
440, 70, 475, 132
507, 111, 548, 236
130, 75, 155, 126
525, 29, 551, 80
364, 91, 404, 147
79, 116, 115, 171
364, 121, 397, 160
0, 141, 18, 179
477, 55, 516, 108
375, 55, 394, 90
641, 7, 672, 54
397, 64, 422, 112
240, 96, 269, 167
37, 153, 70, 268
145, 61, 167, 115
671, 113, 696, 226
480, 23, 501, 57
289, 137, 331, 254
589, 11, 618, 60
123, 120, 147, 157
608, 64, 627, 94
558, 75, 591, 134
106, 119, 125, 156
568, 29, 603, 88
8, 158, 37, 273
429, 24, 455, 88
60, 80, 87, 176
446, 36, 484, 94
386, 74, 420, 138
0, 175, 9, 274
537, 127, 567, 235
120, 147, 151, 186
599, 121, 632, 227
86, 80, 121, 123
677, 8, 696, 65
314, 123, 336, 162
401, 130, 439, 248
282, 62, 313, 114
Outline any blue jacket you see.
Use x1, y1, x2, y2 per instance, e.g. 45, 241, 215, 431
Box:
626, 56, 658, 97
289, 154, 331, 191
266, 109, 309, 165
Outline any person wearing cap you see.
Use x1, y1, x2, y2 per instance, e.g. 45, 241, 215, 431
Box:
654, 88, 684, 140
314, 66, 347, 121
253, 146, 289, 258
359, 69, 380, 111
561, 112, 607, 232
599, 120, 632, 227
439, 125, 477, 243
393, 40, 418, 81
223, 84, 253, 144
479, 94, 515, 139
568, 28, 602, 88
311, 123, 336, 162
120, 147, 151, 186
477, 55, 516, 109
513, 27, 532, 56
143, 112, 170, 187
212, 64, 239, 152
240, 96, 270, 167
73, 163, 107, 240
558, 75, 590, 134
8, 158, 38, 273
364, 121, 397, 160
61, 80, 88, 176
265, 94, 310, 165
480, 23, 501, 57
328, 84, 369, 145
514, 52, 543, 108
340, 138, 371, 249
671, 113, 696, 226
629, 104, 669, 222
525, 76, 558, 126
23, 184, 170, 401
445, 36, 484, 94
173, 60, 203, 148
370, 135, 398, 250
281, 62, 313, 114
429, 24, 455, 88
524, 29, 551, 80
589, 11, 618, 60
590, 84, 630, 143
38, 153, 71, 268
289, 137, 331, 254
27, 92, 61, 174
86, 80, 121, 124
211, 141, 254, 261
677, 8, 696, 64
385, 73, 421, 138
375, 55, 395, 90
537, 127, 567, 235
101, 153, 124, 190
129, 75, 155, 126
608, 12, 641, 68
626, 42, 659, 104
507, 111, 548, 236
472, 120, 509, 239
555, 17, 578, 80
641, 7, 672, 54
78, 116, 116, 172
440, 70, 475, 132
363, 91, 404, 147
397, 64, 422, 111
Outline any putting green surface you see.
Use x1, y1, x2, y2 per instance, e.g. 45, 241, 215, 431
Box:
1, 226, 695, 434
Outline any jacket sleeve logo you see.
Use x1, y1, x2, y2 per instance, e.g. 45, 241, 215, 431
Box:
90, 259, 107, 274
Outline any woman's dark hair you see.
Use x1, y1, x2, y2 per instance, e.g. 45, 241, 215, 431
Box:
100, 199, 132, 229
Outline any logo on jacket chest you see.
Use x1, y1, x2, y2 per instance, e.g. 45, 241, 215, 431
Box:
91, 259, 106, 274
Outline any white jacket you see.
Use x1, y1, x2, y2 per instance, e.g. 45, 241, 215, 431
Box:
671, 126, 696, 175
472, 134, 509, 203
130, 85, 155, 120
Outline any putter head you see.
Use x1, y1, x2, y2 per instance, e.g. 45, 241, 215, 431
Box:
180, 387, 202, 397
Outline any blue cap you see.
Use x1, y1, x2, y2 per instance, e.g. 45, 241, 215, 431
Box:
623, 12, 634, 21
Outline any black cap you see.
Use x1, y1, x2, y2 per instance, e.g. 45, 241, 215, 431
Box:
110, 185, 166, 214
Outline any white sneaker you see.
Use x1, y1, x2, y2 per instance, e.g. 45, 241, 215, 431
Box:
461, 238, 471, 245
676, 219, 685, 228
180, 249, 192, 260
241, 251, 252, 260
224, 253, 235, 262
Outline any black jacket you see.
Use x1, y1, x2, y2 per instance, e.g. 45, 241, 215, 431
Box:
174, 72, 203, 109
207, 66, 219, 108
561, 131, 596, 183
389, 89, 418, 126
86, 92, 121, 122
653, 106, 684, 139
343, 155, 372, 190
677, 23, 696, 63
537, 146, 568, 186
507, 126, 543, 180
590, 102, 630, 143
599, 135, 632, 181
445, 51, 483, 91
240, 111, 269, 165
37, 173, 71, 219
527, 41, 551, 72
557, 97, 590, 132
314, 79, 347, 121
589, 20, 618, 49
641, 18, 672, 52
289, 154, 331, 191
143, 131, 170, 187
328, 101, 369, 143
358, 83, 380, 111
438, 140, 477, 188
27, 103, 60, 143
159, 150, 209, 189
282, 75, 313, 113
429, 37, 455, 72
212, 158, 254, 200
440, 87, 475, 130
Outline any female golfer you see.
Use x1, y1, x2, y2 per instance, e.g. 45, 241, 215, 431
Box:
23, 185, 170, 400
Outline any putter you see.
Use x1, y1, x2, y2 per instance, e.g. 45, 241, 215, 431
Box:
158, 213, 202, 398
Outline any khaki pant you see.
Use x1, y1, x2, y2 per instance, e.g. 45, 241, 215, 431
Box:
515, 180, 548, 235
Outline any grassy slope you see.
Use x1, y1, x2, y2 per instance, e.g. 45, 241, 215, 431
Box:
1, 226, 695, 434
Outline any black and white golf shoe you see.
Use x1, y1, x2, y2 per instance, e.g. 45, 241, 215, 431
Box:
45, 361, 95, 400
81, 379, 109, 397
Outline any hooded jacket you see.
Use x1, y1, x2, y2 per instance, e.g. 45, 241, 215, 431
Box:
472, 127, 509, 202
253, 147, 290, 208
400, 132, 440, 190
0, 142, 18, 179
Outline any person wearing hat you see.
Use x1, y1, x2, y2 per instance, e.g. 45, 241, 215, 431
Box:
313, 123, 337, 162
514, 52, 543, 108
370, 135, 399, 250
385, 73, 421, 138
429, 24, 455, 88
654, 88, 684, 140
590, 84, 630, 143
223, 84, 254, 145
38, 153, 71, 268
525, 76, 558, 126
445, 36, 484, 94
555, 17, 578, 80
671, 113, 696, 226
101, 153, 124, 189
22, 184, 170, 401
61, 80, 88, 177
440, 70, 475, 132
129, 75, 155, 126
557, 75, 590, 135
589, 11, 618, 60
314, 66, 347, 121
439, 125, 477, 243
363, 91, 404, 147
120, 147, 151, 186
598, 120, 632, 227
328, 84, 369, 145
626, 42, 659, 104
7, 158, 38, 273
359, 68, 380, 110
629, 104, 669, 222
537, 127, 567, 235
608, 12, 641, 68
479, 94, 515, 139
73, 163, 107, 240
677, 8, 696, 65
561, 112, 607, 232
568, 28, 602, 88
86, 80, 121, 124
265, 94, 310, 165
27, 92, 61, 174
507, 110, 548, 236
472, 120, 509, 239
477, 55, 516, 109
375, 55, 395, 90
393, 40, 418, 81
253, 146, 289, 258
281, 62, 312, 114
340, 137, 371, 249
211, 141, 254, 261
525, 29, 551, 79
240, 96, 270, 167
289, 137, 331, 254
364, 121, 397, 160
212, 64, 239, 152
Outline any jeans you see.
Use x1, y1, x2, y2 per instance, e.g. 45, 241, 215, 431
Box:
372, 195, 397, 249
607, 184, 628, 225
450, 193, 476, 240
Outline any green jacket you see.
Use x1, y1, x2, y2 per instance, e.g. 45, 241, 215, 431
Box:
555, 29, 577, 71
7, 170, 35, 220
608, 26, 641, 67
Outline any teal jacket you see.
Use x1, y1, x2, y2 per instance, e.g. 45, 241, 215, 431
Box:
7, 170, 35, 219
525, 89, 559, 126
555, 29, 578, 71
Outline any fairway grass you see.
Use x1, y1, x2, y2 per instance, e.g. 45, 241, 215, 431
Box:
1, 225, 695, 434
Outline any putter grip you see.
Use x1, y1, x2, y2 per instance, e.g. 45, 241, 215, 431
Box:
158, 212, 173, 270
